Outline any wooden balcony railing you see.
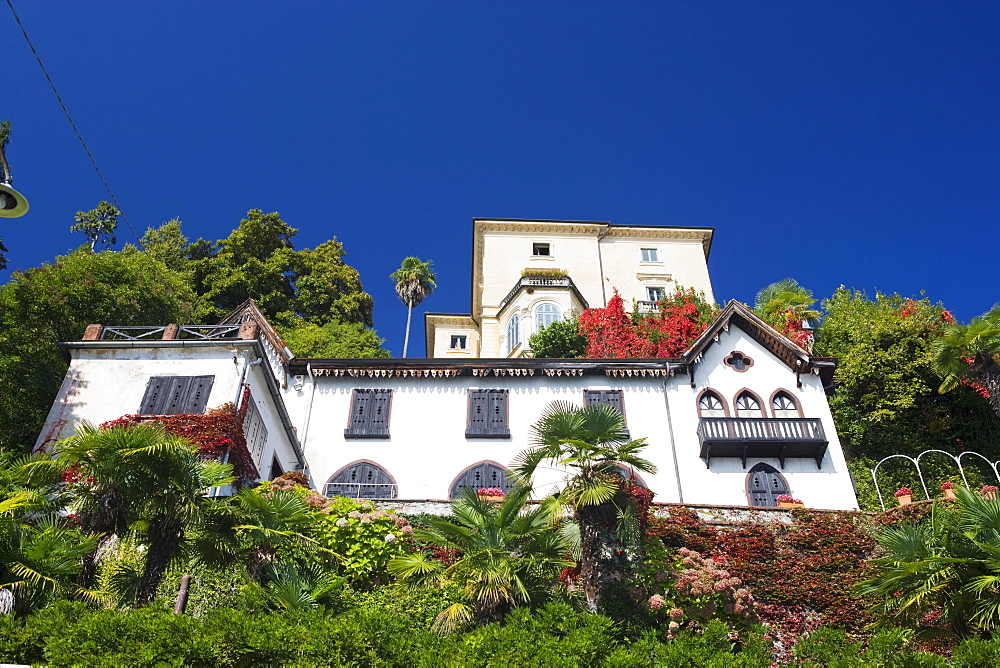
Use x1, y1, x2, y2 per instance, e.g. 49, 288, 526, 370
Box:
697, 417, 828, 469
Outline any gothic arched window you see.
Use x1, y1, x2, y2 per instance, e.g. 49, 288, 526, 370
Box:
698, 391, 727, 418
735, 392, 763, 418
326, 461, 397, 499
746, 463, 790, 507
772, 392, 800, 418
450, 462, 514, 499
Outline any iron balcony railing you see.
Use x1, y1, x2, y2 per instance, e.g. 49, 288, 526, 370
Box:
324, 482, 399, 500
498, 276, 580, 313
697, 417, 828, 470
100, 325, 242, 341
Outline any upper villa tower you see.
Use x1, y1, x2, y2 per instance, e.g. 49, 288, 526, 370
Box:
425, 219, 715, 358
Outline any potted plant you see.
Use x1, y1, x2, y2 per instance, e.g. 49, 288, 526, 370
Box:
982, 485, 998, 501
941, 481, 957, 500
895, 487, 914, 506
476, 487, 506, 502
776, 494, 804, 509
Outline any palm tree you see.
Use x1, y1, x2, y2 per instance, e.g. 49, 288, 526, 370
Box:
933, 304, 1000, 419
230, 488, 317, 585
390, 257, 436, 358
512, 401, 656, 612
857, 485, 1000, 636
388, 485, 572, 631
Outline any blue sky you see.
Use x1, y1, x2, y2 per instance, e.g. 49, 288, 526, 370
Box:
3, 1, 997, 356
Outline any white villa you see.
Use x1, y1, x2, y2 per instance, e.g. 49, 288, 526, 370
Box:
36, 218, 859, 510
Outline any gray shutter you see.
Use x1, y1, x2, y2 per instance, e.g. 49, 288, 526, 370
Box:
585, 390, 627, 431
327, 462, 396, 499
449, 462, 513, 499
345, 389, 392, 438
748, 465, 788, 507
466, 390, 509, 438
139, 376, 214, 415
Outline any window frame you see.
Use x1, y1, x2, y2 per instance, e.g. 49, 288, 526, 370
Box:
450, 335, 467, 350
466, 389, 511, 438
646, 286, 666, 303
696, 389, 729, 418
534, 302, 561, 333
532, 242, 551, 256
770, 390, 803, 418
325, 460, 398, 499
344, 389, 393, 438
449, 460, 514, 499
745, 463, 791, 507
506, 313, 521, 355
734, 390, 764, 418
640, 247, 660, 263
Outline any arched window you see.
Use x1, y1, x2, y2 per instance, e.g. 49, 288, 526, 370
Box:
772, 392, 800, 418
450, 462, 514, 499
506, 314, 520, 355
535, 303, 561, 332
326, 461, 397, 499
698, 392, 726, 418
735, 392, 763, 418
746, 463, 790, 507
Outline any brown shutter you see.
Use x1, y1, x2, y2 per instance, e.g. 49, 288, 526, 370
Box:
466, 389, 509, 438
139, 376, 215, 415
345, 389, 392, 438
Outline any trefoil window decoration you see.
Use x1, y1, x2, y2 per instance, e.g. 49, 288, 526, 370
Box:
466, 389, 510, 438
535, 303, 561, 333
698, 391, 726, 418
735, 392, 763, 418
344, 389, 392, 438
506, 314, 521, 355
724, 351, 753, 372
772, 392, 799, 418
139, 375, 215, 415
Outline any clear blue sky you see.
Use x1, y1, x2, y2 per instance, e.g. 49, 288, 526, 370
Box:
3, 1, 997, 356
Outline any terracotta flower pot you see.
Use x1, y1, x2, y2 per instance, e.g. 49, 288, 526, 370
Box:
778, 502, 805, 509
943, 489, 957, 500
897, 495, 912, 506
985, 491, 997, 501
479, 495, 505, 503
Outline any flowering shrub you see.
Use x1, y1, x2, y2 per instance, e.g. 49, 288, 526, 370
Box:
476, 488, 505, 497
894, 487, 913, 498
941, 481, 955, 490
632, 543, 757, 636
776, 495, 802, 504
312, 496, 414, 583
101, 401, 258, 483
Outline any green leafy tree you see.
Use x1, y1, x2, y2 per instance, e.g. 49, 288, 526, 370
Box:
512, 401, 656, 612
140, 219, 190, 273
390, 257, 436, 358
934, 304, 1000, 419
70, 201, 120, 250
388, 486, 572, 630
529, 317, 587, 358
277, 318, 389, 358
291, 240, 374, 327
815, 288, 1000, 509
754, 278, 821, 351
0, 248, 197, 452
857, 486, 1000, 637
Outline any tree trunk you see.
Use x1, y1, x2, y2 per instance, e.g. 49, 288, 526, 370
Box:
576, 502, 619, 613
402, 302, 413, 358
77, 489, 126, 590
136, 515, 184, 606
247, 544, 277, 585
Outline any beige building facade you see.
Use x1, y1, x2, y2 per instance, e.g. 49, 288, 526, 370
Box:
425, 219, 714, 358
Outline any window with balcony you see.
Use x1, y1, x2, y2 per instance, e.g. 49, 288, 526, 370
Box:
772, 392, 800, 418
506, 314, 521, 354
698, 391, 727, 417
466, 389, 510, 438
344, 389, 392, 438
640, 247, 660, 262
535, 303, 561, 332
139, 375, 215, 415
735, 392, 763, 418
326, 461, 397, 499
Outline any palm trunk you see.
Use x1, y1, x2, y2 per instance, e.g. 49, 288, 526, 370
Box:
137, 515, 184, 606
402, 302, 413, 358
577, 502, 619, 612
247, 544, 278, 585
78, 488, 127, 590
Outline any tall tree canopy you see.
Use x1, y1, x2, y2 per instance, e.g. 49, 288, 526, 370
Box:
390, 257, 436, 358
70, 202, 120, 251
0, 248, 198, 451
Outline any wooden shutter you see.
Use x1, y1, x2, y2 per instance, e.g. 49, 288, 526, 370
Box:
747, 464, 788, 507
584, 390, 627, 430
450, 462, 513, 499
466, 390, 510, 438
139, 376, 215, 415
344, 389, 392, 438
327, 462, 396, 499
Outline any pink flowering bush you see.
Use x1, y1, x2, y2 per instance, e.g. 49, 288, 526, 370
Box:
941, 481, 955, 490
476, 487, 505, 497
313, 496, 414, 582
632, 543, 758, 635
894, 487, 913, 498
776, 495, 802, 504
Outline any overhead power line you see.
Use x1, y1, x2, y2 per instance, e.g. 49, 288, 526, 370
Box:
5, 0, 141, 244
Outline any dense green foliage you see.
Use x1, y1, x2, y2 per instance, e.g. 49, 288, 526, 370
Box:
276, 317, 390, 358
815, 289, 1000, 509
70, 201, 120, 250
529, 317, 587, 358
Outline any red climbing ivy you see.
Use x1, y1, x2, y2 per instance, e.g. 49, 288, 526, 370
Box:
101, 398, 259, 484
578, 288, 718, 358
